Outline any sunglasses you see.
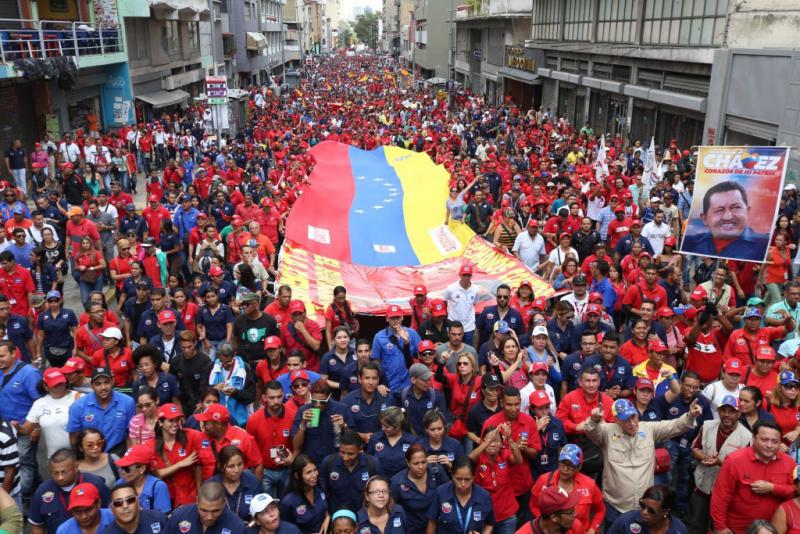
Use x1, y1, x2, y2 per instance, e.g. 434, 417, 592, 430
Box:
292, 381, 309, 389
112, 495, 137, 508
121, 464, 142, 474
421, 350, 435, 356
457, 361, 471, 367
83, 440, 104, 450
311, 395, 331, 405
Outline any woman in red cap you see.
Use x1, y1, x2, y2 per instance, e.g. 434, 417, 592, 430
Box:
115, 444, 171, 513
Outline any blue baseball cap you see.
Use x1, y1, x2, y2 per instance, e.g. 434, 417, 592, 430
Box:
612, 399, 637, 421
743, 307, 762, 319
780, 370, 800, 386
558, 444, 583, 466
494, 320, 510, 334
11, 206, 23, 215
719, 395, 739, 411
46, 290, 61, 301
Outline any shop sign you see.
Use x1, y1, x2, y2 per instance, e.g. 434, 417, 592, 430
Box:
505, 46, 535, 72
206, 76, 228, 105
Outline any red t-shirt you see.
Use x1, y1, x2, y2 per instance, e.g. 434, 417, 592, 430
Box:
0, 265, 35, 316
91, 347, 135, 387
474, 449, 518, 522
179, 302, 199, 333
481, 412, 541, 495
255, 360, 288, 384
141, 206, 171, 242
264, 301, 291, 329
108, 256, 133, 290
280, 319, 322, 372
211, 425, 263, 469
246, 404, 297, 469
66, 219, 101, 257
147, 428, 216, 506
685, 328, 726, 384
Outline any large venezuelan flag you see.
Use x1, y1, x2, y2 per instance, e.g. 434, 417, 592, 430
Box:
285, 141, 475, 267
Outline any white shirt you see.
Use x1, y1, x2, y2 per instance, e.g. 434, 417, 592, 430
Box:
58, 142, 81, 164
561, 293, 590, 325
126, 129, 141, 149
154, 131, 169, 145
443, 281, 478, 332
25, 391, 81, 457
98, 202, 119, 221
641, 221, 672, 255
512, 231, 547, 271
547, 246, 578, 269
26, 223, 59, 245
701, 380, 744, 420
520, 382, 557, 416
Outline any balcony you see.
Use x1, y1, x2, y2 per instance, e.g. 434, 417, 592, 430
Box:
0, 18, 125, 72
460, 0, 532, 18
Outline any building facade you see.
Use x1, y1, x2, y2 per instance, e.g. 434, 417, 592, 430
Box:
0, 0, 133, 151
412, 0, 450, 79
455, 0, 532, 106
282, 0, 305, 67
228, 0, 284, 88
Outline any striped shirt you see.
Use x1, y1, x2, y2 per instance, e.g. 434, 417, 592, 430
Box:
0, 419, 20, 496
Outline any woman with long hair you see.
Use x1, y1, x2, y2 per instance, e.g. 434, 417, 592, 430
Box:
91, 326, 135, 391
18, 368, 82, 457
425, 457, 495, 534
771, 474, 800, 534
553, 257, 579, 291
114, 444, 172, 513
493, 209, 521, 253
74, 235, 106, 305
36, 290, 78, 367
184, 387, 220, 430
41, 227, 66, 291
279, 454, 329, 534
235, 263, 260, 299
366, 407, 417, 480
620, 318, 650, 366
29, 246, 58, 294
150, 402, 214, 506
324, 286, 359, 349
759, 232, 793, 307
321, 326, 355, 398
765, 371, 800, 449
654, 237, 682, 274
77, 428, 119, 488
435, 352, 482, 442
510, 280, 536, 332
469, 425, 522, 534
738, 386, 776, 432
209, 445, 263, 522
357, 475, 407, 534
390, 444, 445, 533
128, 386, 159, 446
488, 336, 526, 388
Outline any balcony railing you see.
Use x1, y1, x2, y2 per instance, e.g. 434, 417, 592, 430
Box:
0, 19, 122, 65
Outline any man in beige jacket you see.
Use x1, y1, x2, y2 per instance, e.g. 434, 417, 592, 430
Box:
585, 397, 703, 528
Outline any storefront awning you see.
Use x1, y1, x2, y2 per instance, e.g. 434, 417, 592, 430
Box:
135, 89, 190, 108
498, 67, 540, 84
246, 32, 267, 51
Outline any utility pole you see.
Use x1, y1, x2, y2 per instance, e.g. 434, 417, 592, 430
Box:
206, 0, 223, 142
447, 0, 454, 112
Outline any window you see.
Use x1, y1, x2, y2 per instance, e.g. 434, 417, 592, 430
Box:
245, 1, 252, 21
162, 20, 180, 56
187, 22, 200, 52
487, 28, 504, 66
125, 18, 149, 62
642, 0, 729, 46
597, 0, 638, 43
532, 0, 560, 40
563, 0, 592, 41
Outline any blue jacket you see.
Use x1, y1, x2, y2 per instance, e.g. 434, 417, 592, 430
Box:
371, 327, 421, 390
0, 361, 41, 422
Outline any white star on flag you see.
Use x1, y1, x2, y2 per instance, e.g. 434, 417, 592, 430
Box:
372, 205, 383, 210
356, 176, 366, 180
354, 209, 365, 214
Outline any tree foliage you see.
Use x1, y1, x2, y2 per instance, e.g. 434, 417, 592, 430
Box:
352, 11, 381, 47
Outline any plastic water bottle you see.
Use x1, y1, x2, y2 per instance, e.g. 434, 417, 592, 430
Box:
333, 422, 342, 448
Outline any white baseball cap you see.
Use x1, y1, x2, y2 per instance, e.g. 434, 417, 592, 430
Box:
249, 493, 279, 516
100, 327, 122, 340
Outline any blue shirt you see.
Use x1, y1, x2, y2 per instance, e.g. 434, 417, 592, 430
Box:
357, 505, 408, 534
4, 312, 32, 361
173, 207, 199, 242
199, 281, 237, 305
339, 361, 388, 395
38, 307, 78, 348
591, 277, 618, 313
104, 508, 168, 534
28, 473, 111, 534
583, 355, 636, 392
277, 371, 321, 400
119, 215, 147, 241
608, 510, 686, 534
546, 317, 575, 355
319, 350, 356, 387
56, 508, 114, 534
420, 437, 463, 484
390, 468, 444, 534
532, 417, 568, 479
561, 351, 597, 392
291, 400, 355, 465
208, 470, 262, 522
342, 389, 395, 435
132, 372, 181, 405
137, 306, 185, 341
166, 504, 246, 534
320, 452, 380, 513
244, 524, 300, 534
279, 487, 328, 534
8, 241, 34, 267
567, 322, 612, 354
638, 401, 661, 422
475, 306, 524, 342
371, 327, 421, 390
615, 234, 655, 258
196, 304, 234, 342
367, 431, 418, 479
114, 475, 171, 513
426, 482, 495, 534
0, 361, 41, 422
393, 387, 448, 436
66, 391, 136, 450
654, 393, 712, 446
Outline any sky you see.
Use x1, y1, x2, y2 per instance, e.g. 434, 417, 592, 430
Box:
340, 0, 382, 21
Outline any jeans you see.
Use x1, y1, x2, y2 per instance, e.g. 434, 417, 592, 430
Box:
119, 171, 130, 193
11, 168, 26, 197
463, 330, 474, 346
604, 501, 624, 531
494, 517, 517, 534
664, 439, 693, 512
17, 433, 37, 497
78, 273, 104, 305
262, 468, 289, 499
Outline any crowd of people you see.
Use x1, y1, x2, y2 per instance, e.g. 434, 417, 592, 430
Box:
0, 50, 797, 534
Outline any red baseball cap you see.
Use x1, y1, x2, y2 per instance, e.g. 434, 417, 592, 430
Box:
231, 216, 243, 227
148, 194, 160, 203
418, 340, 436, 353
116, 444, 155, 467
631, 219, 642, 228
690, 286, 707, 301
635, 377, 655, 391
208, 265, 224, 277
413, 285, 427, 296
290, 370, 310, 383
528, 219, 539, 228
158, 309, 177, 324
518, 280, 533, 291
386, 304, 404, 318
724, 358, 744, 375
648, 338, 668, 352
43, 368, 66, 388
529, 389, 551, 407
459, 264, 474, 276
264, 335, 282, 349
756, 346, 776, 361
614, 206, 625, 213
194, 403, 230, 422
157, 403, 185, 420
586, 303, 602, 316
529, 361, 549, 375
664, 236, 677, 247
656, 306, 675, 318
532, 297, 547, 311
68, 483, 100, 510
60, 357, 86, 374
588, 292, 604, 303
289, 300, 306, 314
430, 299, 447, 317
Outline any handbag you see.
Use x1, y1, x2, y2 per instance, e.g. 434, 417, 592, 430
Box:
654, 447, 671, 474
78, 252, 100, 284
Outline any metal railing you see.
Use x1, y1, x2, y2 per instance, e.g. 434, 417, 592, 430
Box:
0, 18, 122, 65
